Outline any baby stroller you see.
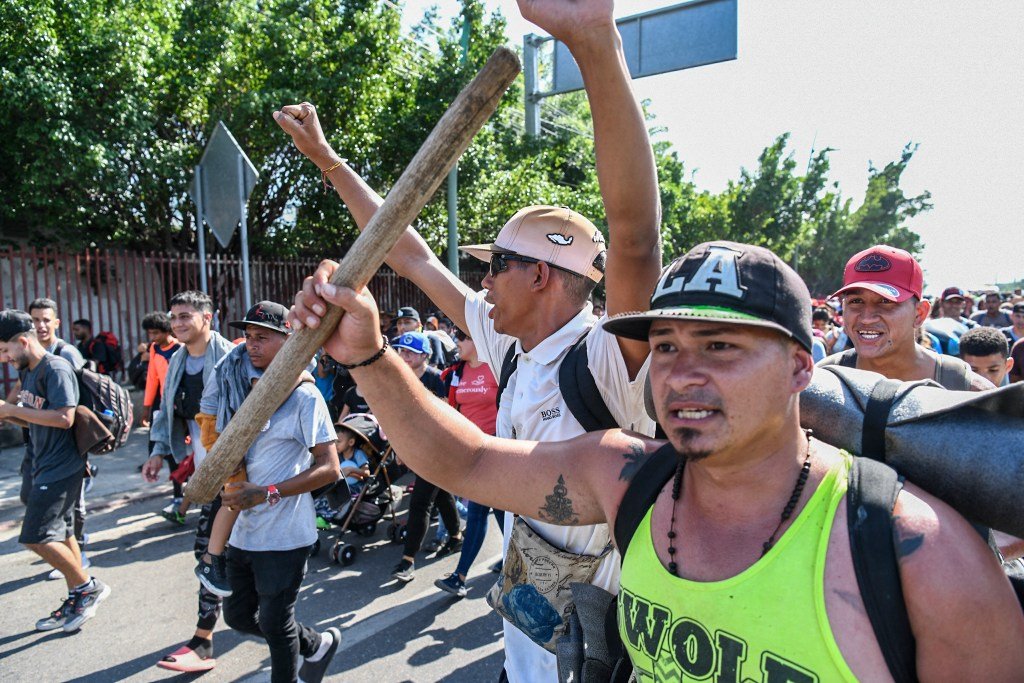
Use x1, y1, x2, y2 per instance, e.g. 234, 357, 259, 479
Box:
315, 413, 404, 566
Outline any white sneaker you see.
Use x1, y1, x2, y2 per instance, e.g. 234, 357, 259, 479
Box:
47, 554, 91, 581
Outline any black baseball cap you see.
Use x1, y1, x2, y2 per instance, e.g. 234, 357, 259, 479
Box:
0, 309, 34, 342
395, 307, 420, 323
603, 241, 814, 352
229, 301, 292, 335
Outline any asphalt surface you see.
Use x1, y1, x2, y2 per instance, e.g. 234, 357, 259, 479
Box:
0, 428, 506, 682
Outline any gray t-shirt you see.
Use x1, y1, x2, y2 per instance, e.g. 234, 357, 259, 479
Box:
19, 354, 82, 484
228, 383, 337, 552
47, 340, 87, 371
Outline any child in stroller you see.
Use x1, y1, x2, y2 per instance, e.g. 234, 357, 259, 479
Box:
313, 414, 404, 565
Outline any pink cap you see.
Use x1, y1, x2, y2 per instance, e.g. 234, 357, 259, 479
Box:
459, 206, 606, 283
831, 245, 923, 303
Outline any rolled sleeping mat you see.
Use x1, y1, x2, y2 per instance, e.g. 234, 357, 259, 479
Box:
801, 364, 1024, 537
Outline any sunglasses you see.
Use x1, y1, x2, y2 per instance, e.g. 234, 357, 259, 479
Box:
488, 252, 574, 278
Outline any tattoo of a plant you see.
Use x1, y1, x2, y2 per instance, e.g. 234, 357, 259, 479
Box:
619, 443, 646, 482
538, 475, 579, 525
892, 516, 925, 559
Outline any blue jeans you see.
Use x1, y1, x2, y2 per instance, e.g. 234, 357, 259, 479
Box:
455, 501, 505, 578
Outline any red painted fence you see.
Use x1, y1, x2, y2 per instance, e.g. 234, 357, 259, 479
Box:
0, 246, 486, 395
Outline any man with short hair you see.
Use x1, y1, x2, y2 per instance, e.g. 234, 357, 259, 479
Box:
208, 302, 343, 683
389, 330, 463, 582
960, 326, 1014, 386
140, 310, 182, 516
6, 298, 94, 579
283, 2, 661, 677
971, 291, 1012, 328
141, 290, 234, 671
1011, 338, 1024, 383
310, 241, 1024, 681
0, 310, 111, 633
1001, 302, 1024, 345
820, 246, 992, 391
71, 318, 118, 374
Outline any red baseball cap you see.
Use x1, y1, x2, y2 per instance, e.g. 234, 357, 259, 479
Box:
831, 245, 923, 303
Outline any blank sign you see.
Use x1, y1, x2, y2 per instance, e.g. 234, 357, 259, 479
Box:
548, 0, 737, 96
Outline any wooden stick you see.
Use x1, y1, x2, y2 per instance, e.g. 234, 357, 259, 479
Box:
185, 47, 521, 503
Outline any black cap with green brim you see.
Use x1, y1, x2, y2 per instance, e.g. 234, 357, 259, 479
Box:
603, 241, 814, 352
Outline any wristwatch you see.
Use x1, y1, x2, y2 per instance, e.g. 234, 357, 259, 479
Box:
266, 485, 282, 507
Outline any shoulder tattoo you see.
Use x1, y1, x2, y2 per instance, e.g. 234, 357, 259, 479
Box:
618, 442, 647, 482
537, 475, 579, 525
892, 515, 925, 559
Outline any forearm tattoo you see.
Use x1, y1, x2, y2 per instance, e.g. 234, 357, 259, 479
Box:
618, 442, 646, 482
537, 475, 580, 525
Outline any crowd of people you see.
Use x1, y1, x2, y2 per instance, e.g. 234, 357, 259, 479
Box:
2, 1, 1023, 681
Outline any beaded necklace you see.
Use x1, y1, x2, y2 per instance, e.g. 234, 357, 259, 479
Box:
665, 431, 814, 577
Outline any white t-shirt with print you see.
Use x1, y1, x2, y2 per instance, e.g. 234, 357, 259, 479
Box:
228, 384, 337, 552
464, 290, 654, 683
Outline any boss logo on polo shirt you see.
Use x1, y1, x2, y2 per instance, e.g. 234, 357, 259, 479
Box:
541, 407, 562, 421
653, 244, 747, 301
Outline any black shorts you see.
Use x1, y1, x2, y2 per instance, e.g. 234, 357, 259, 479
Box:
19, 470, 84, 545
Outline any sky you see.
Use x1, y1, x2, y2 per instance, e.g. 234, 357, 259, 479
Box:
394, 0, 1024, 293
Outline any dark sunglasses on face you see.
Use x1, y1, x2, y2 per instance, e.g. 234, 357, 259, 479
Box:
488, 252, 541, 277
488, 252, 576, 278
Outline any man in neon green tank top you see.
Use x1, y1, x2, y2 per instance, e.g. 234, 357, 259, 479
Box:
304, 240, 1024, 681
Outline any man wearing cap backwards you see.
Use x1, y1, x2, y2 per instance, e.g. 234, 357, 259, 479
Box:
820, 246, 992, 391
304, 241, 1024, 681
199, 301, 342, 683
280, 2, 659, 679
0, 309, 111, 634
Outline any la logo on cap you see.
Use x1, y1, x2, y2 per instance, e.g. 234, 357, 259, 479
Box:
654, 244, 748, 301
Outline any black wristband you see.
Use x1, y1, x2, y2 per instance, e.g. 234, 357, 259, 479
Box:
338, 334, 389, 370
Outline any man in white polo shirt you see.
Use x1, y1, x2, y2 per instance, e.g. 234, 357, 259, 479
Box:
281, 2, 660, 679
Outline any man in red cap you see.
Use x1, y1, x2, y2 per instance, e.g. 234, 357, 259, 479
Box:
820, 245, 991, 390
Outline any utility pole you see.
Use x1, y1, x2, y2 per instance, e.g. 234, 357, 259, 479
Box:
446, 15, 471, 276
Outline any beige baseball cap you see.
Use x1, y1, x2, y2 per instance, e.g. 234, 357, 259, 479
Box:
459, 205, 606, 283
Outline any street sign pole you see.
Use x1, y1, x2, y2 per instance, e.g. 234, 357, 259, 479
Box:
237, 155, 252, 312
523, 34, 542, 137
524, 0, 737, 137
445, 17, 472, 277
194, 165, 209, 293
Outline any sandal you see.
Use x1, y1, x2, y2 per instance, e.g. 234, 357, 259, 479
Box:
156, 645, 217, 673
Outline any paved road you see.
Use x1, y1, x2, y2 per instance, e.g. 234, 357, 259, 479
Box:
0, 432, 506, 682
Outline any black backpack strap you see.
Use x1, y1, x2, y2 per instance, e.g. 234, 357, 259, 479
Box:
861, 378, 900, 461
559, 335, 618, 433
838, 349, 858, 368
495, 344, 518, 409
934, 354, 972, 391
848, 456, 917, 683
613, 443, 678, 558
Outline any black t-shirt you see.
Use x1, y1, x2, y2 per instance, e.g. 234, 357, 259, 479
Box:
175, 368, 205, 420
419, 366, 446, 399
341, 386, 371, 415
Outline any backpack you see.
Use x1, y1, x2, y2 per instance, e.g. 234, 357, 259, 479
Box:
37, 354, 134, 455
820, 348, 972, 391
76, 365, 134, 452
88, 331, 124, 375
497, 333, 619, 432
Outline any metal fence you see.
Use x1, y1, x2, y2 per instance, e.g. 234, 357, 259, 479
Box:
1, 246, 486, 395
